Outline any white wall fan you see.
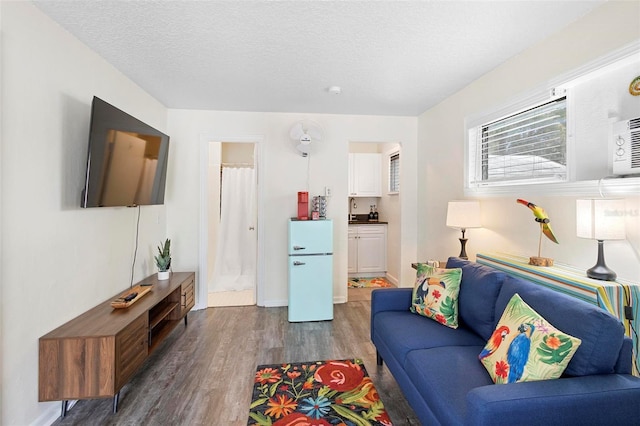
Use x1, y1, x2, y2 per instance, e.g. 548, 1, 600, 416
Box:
290, 120, 322, 157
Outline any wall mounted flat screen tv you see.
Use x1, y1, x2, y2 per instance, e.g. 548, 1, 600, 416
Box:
81, 97, 170, 208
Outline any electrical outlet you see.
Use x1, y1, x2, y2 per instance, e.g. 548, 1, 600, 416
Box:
325, 186, 332, 197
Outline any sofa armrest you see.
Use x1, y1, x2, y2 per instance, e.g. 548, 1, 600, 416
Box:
371, 288, 412, 314
615, 337, 633, 374
370, 288, 412, 342
466, 374, 640, 426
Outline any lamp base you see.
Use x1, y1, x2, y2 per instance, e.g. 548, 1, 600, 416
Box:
587, 265, 617, 281
587, 240, 617, 281
458, 238, 468, 260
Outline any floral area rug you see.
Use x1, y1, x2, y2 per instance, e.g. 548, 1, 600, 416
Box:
248, 359, 392, 425
347, 277, 393, 289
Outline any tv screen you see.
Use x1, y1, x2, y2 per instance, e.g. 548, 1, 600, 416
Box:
81, 97, 170, 208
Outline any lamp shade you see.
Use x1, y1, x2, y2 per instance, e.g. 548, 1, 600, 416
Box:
576, 199, 626, 240
446, 201, 482, 229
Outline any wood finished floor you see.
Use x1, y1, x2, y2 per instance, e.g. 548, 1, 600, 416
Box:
52, 288, 420, 425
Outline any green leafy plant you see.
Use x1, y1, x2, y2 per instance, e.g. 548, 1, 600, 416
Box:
536, 333, 574, 364
154, 238, 171, 272
440, 295, 457, 324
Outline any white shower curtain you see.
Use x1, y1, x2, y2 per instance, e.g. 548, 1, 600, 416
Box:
209, 166, 257, 292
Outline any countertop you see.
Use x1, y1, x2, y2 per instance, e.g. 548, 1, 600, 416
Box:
348, 220, 388, 224
348, 214, 387, 225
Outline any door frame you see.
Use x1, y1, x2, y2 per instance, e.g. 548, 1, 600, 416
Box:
197, 133, 265, 309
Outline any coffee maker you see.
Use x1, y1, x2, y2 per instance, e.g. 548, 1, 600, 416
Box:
297, 191, 309, 220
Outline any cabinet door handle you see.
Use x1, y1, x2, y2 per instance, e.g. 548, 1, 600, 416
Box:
181, 292, 186, 307
293, 261, 306, 266
293, 246, 306, 250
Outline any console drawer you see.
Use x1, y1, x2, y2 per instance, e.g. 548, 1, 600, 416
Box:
115, 314, 148, 389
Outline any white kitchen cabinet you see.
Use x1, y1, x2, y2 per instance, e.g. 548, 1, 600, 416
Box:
348, 224, 387, 275
349, 153, 382, 197
347, 227, 359, 273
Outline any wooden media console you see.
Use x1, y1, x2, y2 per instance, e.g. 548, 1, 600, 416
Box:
38, 272, 195, 417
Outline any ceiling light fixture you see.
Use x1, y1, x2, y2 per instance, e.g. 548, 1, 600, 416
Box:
328, 86, 342, 95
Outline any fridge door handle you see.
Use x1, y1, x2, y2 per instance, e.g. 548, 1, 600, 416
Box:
293, 261, 306, 266
293, 246, 306, 250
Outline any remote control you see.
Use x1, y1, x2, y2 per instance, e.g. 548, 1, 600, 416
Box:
124, 293, 137, 302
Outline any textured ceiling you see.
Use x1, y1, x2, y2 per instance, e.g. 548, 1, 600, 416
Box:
33, 0, 604, 116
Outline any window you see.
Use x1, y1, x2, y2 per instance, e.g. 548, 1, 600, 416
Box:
468, 97, 567, 187
389, 152, 400, 193
463, 42, 640, 197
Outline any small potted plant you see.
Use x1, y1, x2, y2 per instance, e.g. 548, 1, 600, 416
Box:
155, 238, 171, 280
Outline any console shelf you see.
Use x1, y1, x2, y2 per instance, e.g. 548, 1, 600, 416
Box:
149, 318, 181, 353
39, 272, 195, 418
149, 300, 179, 329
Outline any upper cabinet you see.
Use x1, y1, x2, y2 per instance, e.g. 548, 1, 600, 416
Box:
349, 153, 382, 197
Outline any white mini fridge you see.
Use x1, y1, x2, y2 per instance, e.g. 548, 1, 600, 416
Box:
288, 219, 333, 322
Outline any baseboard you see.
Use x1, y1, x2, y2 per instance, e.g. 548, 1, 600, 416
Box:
262, 299, 288, 307
262, 298, 346, 307
193, 302, 207, 311
385, 272, 399, 286
33, 400, 77, 426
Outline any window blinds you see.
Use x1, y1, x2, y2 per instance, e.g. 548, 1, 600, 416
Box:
470, 97, 567, 186
389, 152, 400, 192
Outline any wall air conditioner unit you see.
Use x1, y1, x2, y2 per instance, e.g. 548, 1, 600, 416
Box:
612, 117, 640, 176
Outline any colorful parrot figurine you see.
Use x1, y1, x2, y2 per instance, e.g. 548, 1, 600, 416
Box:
517, 199, 559, 244
506, 323, 535, 383
478, 325, 510, 360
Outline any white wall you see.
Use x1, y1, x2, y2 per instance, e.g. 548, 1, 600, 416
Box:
206, 142, 222, 286
1, 3, 169, 425
166, 110, 418, 306
418, 1, 640, 281
0, 2, 4, 423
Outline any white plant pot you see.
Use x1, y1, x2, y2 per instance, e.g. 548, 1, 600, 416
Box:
157, 270, 170, 280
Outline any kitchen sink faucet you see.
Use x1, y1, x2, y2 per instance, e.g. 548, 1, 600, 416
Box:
349, 197, 357, 221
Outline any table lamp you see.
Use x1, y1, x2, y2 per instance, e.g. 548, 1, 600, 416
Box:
576, 198, 626, 281
446, 201, 482, 259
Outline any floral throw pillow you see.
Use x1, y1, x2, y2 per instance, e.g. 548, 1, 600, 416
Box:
410, 264, 462, 328
479, 293, 582, 384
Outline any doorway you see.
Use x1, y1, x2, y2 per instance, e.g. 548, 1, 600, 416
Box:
347, 141, 402, 299
204, 140, 260, 307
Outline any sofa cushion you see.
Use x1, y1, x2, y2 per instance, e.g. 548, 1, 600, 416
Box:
495, 275, 625, 376
404, 346, 493, 425
410, 264, 462, 328
372, 311, 486, 366
446, 257, 506, 340
480, 293, 581, 384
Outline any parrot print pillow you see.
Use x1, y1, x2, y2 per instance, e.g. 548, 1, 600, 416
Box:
410, 264, 462, 329
479, 293, 582, 384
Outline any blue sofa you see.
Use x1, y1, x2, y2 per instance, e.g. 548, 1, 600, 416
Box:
371, 257, 640, 425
